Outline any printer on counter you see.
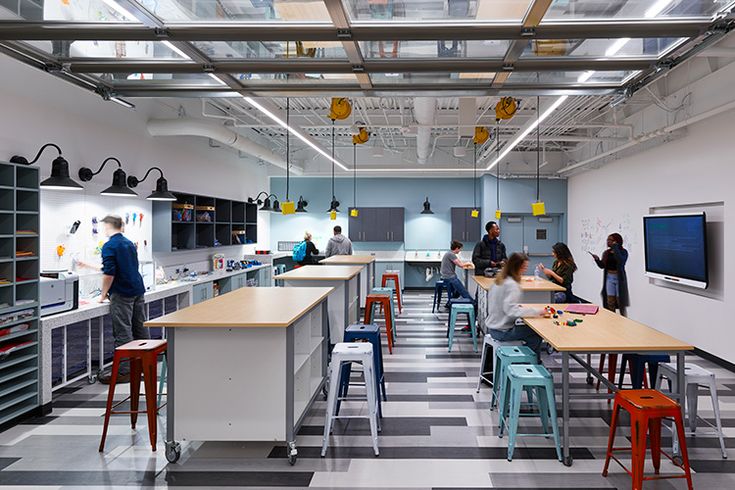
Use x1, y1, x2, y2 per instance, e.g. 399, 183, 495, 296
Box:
40, 271, 79, 317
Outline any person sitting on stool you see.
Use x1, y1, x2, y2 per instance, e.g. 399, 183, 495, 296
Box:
440, 240, 475, 312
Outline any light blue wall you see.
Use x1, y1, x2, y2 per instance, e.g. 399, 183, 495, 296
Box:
269, 176, 567, 251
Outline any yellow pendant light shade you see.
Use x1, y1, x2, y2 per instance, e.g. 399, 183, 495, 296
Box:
495, 97, 518, 121
328, 97, 352, 121
473, 126, 490, 145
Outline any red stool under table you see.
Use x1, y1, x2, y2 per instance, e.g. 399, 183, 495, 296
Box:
365, 294, 395, 354
99, 339, 168, 452
602, 389, 693, 490
381, 271, 402, 314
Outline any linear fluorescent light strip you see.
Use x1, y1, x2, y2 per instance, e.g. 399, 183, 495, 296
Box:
485, 95, 568, 171
242, 96, 349, 171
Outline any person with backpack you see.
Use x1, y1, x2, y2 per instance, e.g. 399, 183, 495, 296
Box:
293, 231, 319, 266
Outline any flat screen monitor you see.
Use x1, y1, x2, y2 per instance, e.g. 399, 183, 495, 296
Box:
643, 212, 708, 289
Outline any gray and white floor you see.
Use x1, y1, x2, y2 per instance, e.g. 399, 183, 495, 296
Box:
1, 291, 733, 488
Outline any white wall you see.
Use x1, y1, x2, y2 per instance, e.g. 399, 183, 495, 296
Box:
0, 53, 271, 271
568, 109, 734, 363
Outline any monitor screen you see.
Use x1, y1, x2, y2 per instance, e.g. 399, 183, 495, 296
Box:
643, 213, 708, 287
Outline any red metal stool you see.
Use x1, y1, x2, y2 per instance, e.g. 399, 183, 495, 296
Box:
99, 339, 168, 452
381, 271, 402, 314
602, 389, 693, 490
365, 294, 395, 354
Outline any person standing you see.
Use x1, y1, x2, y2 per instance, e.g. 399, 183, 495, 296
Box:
78, 215, 147, 384
485, 253, 547, 359
325, 225, 353, 257
472, 221, 507, 275
538, 242, 577, 303
440, 240, 475, 303
591, 233, 629, 315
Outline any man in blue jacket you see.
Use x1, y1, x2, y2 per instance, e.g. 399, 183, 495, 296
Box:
79, 215, 147, 384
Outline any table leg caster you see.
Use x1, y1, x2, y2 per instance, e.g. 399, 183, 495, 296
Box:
672, 454, 684, 467
87, 374, 97, 384
563, 455, 573, 467
165, 441, 181, 464
287, 441, 298, 465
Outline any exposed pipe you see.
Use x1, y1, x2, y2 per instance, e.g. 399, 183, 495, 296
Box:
413, 97, 436, 164
147, 118, 301, 173
558, 98, 735, 175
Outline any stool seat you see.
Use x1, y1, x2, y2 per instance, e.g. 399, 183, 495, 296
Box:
333, 342, 372, 357
619, 389, 679, 411
507, 363, 552, 381
118, 339, 167, 351
451, 303, 474, 312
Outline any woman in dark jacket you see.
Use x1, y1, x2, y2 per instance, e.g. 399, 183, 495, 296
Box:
299, 231, 319, 266
592, 233, 629, 315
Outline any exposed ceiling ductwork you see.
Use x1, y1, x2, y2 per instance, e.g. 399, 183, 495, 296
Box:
413, 97, 436, 165
146, 118, 301, 174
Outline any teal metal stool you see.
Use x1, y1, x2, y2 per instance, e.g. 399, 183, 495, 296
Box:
447, 303, 477, 353
499, 364, 562, 462
370, 287, 398, 339
491, 345, 537, 410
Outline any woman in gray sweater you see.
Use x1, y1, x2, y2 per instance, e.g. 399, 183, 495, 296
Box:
485, 253, 547, 357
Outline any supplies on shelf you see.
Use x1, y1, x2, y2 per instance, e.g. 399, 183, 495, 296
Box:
0, 323, 30, 338
0, 340, 33, 359
195, 205, 215, 222
172, 203, 193, 222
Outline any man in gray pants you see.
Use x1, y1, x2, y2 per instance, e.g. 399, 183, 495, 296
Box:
79, 215, 148, 384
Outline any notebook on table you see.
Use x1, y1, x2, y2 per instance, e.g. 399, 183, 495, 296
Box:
565, 304, 599, 315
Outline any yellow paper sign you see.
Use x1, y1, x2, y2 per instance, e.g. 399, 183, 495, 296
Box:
532, 201, 546, 216
495, 209, 502, 219
350, 209, 359, 217
470, 209, 479, 218
281, 201, 295, 215
330, 210, 337, 221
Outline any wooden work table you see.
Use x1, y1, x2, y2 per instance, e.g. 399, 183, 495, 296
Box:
319, 256, 376, 305
146, 286, 330, 465
520, 304, 693, 467
278, 265, 362, 344
277, 265, 363, 281
145, 286, 332, 328
473, 275, 566, 293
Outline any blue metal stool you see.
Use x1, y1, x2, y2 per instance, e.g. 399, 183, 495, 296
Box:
432, 280, 448, 313
369, 287, 398, 340
499, 364, 562, 462
446, 280, 473, 309
338, 324, 387, 418
447, 303, 478, 353
492, 345, 537, 410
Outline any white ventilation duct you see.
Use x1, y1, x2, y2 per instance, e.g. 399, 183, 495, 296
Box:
413, 97, 436, 164
147, 118, 300, 173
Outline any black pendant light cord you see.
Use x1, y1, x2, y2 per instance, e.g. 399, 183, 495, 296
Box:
473, 143, 477, 209
353, 143, 357, 209
286, 98, 290, 201
331, 119, 335, 200
496, 123, 500, 209
536, 95, 540, 202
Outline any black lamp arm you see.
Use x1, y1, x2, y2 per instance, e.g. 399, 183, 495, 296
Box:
10, 143, 62, 165
79, 157, 121, 182
127, 166, 163, 188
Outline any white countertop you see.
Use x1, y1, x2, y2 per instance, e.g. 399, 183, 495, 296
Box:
41, 264, 271, 328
